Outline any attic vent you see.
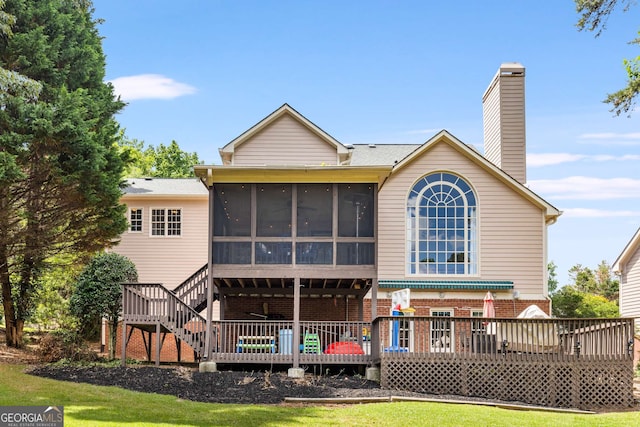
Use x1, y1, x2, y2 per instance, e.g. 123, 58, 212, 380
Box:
368, 144, 376, 148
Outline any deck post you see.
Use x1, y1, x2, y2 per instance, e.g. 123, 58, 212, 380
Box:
204, 184, 215, 361
155, 322, 161, 367
120, 321, 127, 366
371, 277, 378, 319
292, 276, 301, 369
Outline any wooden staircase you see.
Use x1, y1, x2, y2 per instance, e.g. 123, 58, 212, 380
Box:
172, 263, 212, 313
122, 265, 212, 359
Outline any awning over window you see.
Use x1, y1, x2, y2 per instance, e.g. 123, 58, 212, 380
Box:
378, 279, 513, 291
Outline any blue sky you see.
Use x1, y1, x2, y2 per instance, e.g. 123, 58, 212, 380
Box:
92, 1, 639, 287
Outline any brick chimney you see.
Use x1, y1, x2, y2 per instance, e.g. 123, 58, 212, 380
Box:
482, 63, 526, 184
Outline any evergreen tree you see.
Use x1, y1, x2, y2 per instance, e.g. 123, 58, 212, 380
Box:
0, 0, 126, 347
575, 0, 640, 115
70, 252, 137, 360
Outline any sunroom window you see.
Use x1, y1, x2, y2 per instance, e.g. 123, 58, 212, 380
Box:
407, 172, 477, 275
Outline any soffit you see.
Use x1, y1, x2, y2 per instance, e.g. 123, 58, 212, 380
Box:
194, 165, 392, 186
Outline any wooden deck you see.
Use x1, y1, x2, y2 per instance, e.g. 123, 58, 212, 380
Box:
120, 282, 636, 410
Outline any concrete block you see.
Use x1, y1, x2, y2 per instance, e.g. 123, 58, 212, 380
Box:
366, 367, 380, 382
199, 361, 217, 373
288, 367, 305, 378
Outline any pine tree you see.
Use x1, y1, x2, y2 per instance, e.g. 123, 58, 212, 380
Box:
0, 0, 126, 347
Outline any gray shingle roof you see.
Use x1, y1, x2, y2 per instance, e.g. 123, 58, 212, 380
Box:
123, 178, 208, 196
348, 144, 420, 166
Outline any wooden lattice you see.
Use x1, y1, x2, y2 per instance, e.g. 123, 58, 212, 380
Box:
381, 354, 635, 410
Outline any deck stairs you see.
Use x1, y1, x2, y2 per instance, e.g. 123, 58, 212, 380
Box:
165, 288, 207, 357
122, 283, 207, 357
172, 263, 213, 313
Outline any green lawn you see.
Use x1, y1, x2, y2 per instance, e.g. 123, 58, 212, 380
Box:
0, 364, 637, 427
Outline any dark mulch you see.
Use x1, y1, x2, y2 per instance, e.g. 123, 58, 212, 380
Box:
24, 364, 640, 412
28, 365, 400, 405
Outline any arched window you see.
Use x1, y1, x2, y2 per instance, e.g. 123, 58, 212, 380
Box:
407, 172, 477, 275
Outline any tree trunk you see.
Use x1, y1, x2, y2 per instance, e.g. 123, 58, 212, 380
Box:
1, 247, 21, 348
109, 319, 118, 360
1, 290, 24, 348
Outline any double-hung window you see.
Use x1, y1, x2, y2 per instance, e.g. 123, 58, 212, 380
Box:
151, 208, 181, 237
129, 208, 143, 232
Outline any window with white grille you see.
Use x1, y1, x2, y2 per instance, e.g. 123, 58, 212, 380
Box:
151, 208, 181, 237
407, 172, 477, 275
129, 208, 143, 232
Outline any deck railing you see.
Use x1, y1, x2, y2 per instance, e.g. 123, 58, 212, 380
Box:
121, 281, 635, 365
122, 283, 207, 357
372, 315, 636, 410
208, 320, 371, 365
371, 315, 635, 361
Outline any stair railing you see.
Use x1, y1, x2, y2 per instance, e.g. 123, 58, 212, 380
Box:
172, 263, 209, 312
122, 283, 208, 357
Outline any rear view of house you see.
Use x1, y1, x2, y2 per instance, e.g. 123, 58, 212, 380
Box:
113, 64, 635, 410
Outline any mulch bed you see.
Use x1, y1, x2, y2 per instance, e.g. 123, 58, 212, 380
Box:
26, 363, 640, 412
28, 365, 400, 405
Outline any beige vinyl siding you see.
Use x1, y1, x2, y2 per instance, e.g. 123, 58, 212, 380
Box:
378, 140, 546, 296
233, 114, 338, 166
620, 247, 640, 318
499, 76, 526, 183
483, 70, 526, 184
114, 197, 208, 290
482, 79, 501, 165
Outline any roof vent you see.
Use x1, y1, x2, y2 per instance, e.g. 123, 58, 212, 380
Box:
368, 144, 376, 148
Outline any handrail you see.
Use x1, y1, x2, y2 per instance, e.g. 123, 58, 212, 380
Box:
122, 283, 208, 357
171, 263, 209, 312
371, 315, 635, 361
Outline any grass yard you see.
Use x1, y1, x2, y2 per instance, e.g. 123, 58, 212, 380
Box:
0, 364, 638, 427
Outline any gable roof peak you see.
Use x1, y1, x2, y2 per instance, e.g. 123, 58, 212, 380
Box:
389, 129, 560, 224
613, 226, 640, 274
218, 104, 349, 165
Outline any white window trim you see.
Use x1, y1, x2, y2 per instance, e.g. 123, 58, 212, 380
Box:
406, 172, 479, 277
149, 207, 183, 238
470, 309, 485, 333
430, 308, 454, 353
128, 207, 143, 233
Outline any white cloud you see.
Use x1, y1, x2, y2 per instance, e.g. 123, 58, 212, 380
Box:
578, 132, 640, 145
561, 208, 640, 218
528, 153, 640, 167
528, 176, 640, 200
109, 74, 197, 101
527, 153, 585, 167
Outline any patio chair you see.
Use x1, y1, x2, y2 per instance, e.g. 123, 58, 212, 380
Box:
303, 332, 321, 354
